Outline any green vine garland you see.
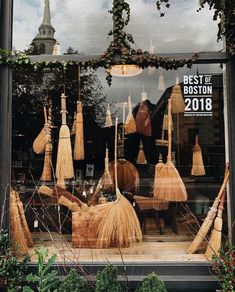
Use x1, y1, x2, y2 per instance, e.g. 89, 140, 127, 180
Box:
156, 0, 235, 54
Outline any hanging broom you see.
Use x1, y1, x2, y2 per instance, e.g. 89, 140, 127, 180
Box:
104, 104, 113, 128
136, 140, 147, 164
191, 135, 206, 176
101, 146, 114, 192
148, 39, 155, 75
156, 106, 173, 147
205, 191, 226, 260
33, 106, 50, 154
96, 117, 142, 248
170, 77, 185, 113
187, 164, 229, 254
154, 98, 188, 201
10, 190, 29, 254
15, 191, 33, 247
158, 71, 166, 91
153, 154, 169, 210
109, 105, 140, 192
56, 93, 74, 188
125, 95, 136, 134
74, 66, 85, 160
40, 106, 52, 181
71, 111, 76, 136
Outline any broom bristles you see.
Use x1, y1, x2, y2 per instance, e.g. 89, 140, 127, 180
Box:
191, 141, 206, 176
40, 142, 52, 181
10, 191, 29, 254
136, 143, 147, 164
58, 195, 81, 212
170, 82, 185, 113
33, 127, 48, 154
56, 124, 74, 181
125, 114, 136, 134
154, 161, 187, 201
15, 191, 33, 248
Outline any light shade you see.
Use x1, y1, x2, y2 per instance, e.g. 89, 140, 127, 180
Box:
107, 64, 143, 77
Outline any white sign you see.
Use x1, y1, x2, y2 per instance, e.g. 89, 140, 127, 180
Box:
183, 74, 213, 117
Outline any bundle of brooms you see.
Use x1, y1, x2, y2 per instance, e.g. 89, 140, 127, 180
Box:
153, 98, 188, 202
56, 93, 74, 188
33, 106, 50, 154
187, 164, 229, 254
10, 190, 33, 254
72, 117, 142, 248
205, 190, 226, 260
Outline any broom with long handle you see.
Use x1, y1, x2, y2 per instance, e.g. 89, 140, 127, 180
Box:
56, 93, 74, 188
33, 106, 50, 154
96, 117, 142, 248
205, 191, 226, 260
154, 98, 188, 201
187, 164, 229, 254
74, 66, 85, 160
40, 106, 52, 181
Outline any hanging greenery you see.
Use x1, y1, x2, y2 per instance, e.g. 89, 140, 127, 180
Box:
156, 0, 235, 54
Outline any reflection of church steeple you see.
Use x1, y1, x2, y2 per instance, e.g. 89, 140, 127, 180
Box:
31, 0, 56, 54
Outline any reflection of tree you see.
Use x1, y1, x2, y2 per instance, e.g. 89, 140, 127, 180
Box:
12, 65, 110, 147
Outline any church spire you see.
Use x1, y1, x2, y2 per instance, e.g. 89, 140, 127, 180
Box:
42, 0, 52, 26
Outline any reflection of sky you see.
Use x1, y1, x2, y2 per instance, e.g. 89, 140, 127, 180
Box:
13, 0, 221, 54
13, 0, 222, 117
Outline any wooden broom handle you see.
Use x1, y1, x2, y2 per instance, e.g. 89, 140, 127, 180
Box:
128, 95, 132, 114
195, 135, 199, 145
43, 106, 48, 125
167, 99, 172, 162
114, 117, 118, 190
219, 190, 226, 210
211, 165, 229, 211
60, 93, 67, 125
77, 65, 81, 102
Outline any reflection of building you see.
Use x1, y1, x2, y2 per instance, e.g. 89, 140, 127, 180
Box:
31, 0, 56, 54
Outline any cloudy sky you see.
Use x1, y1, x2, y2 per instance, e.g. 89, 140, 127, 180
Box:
13, 0, 223, 108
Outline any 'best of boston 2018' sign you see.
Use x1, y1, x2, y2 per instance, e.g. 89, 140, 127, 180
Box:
183, 75, 213, 117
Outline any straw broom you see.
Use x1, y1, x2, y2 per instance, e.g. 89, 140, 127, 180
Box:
33, 106, 50, 154
74, 65, 85, 160
56, 93, 74, 188
74, 101, 85, 160
40, 107, 52, 181
104, 104, 113, 128
96, 117, 142, 248
101, 146, 114, 191
136, 140, 147, 164
125, 95, 136, 134
205, 191, 226, 260
187, 164, 229, 254
191, 135, 206, 176
15, 191, 33, 247
10, 190, 29, 254
154, 99, 188, 201
158, 71, 166, 91
170, 77, 185, 113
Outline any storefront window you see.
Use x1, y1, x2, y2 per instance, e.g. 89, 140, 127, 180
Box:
11, 1, 228, 262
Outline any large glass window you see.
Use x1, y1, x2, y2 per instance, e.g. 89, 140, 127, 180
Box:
11, 0, 228, 262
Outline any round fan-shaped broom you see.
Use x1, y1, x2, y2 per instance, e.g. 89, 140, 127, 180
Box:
96, 117, 142, 248
154, 98, 188, 201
